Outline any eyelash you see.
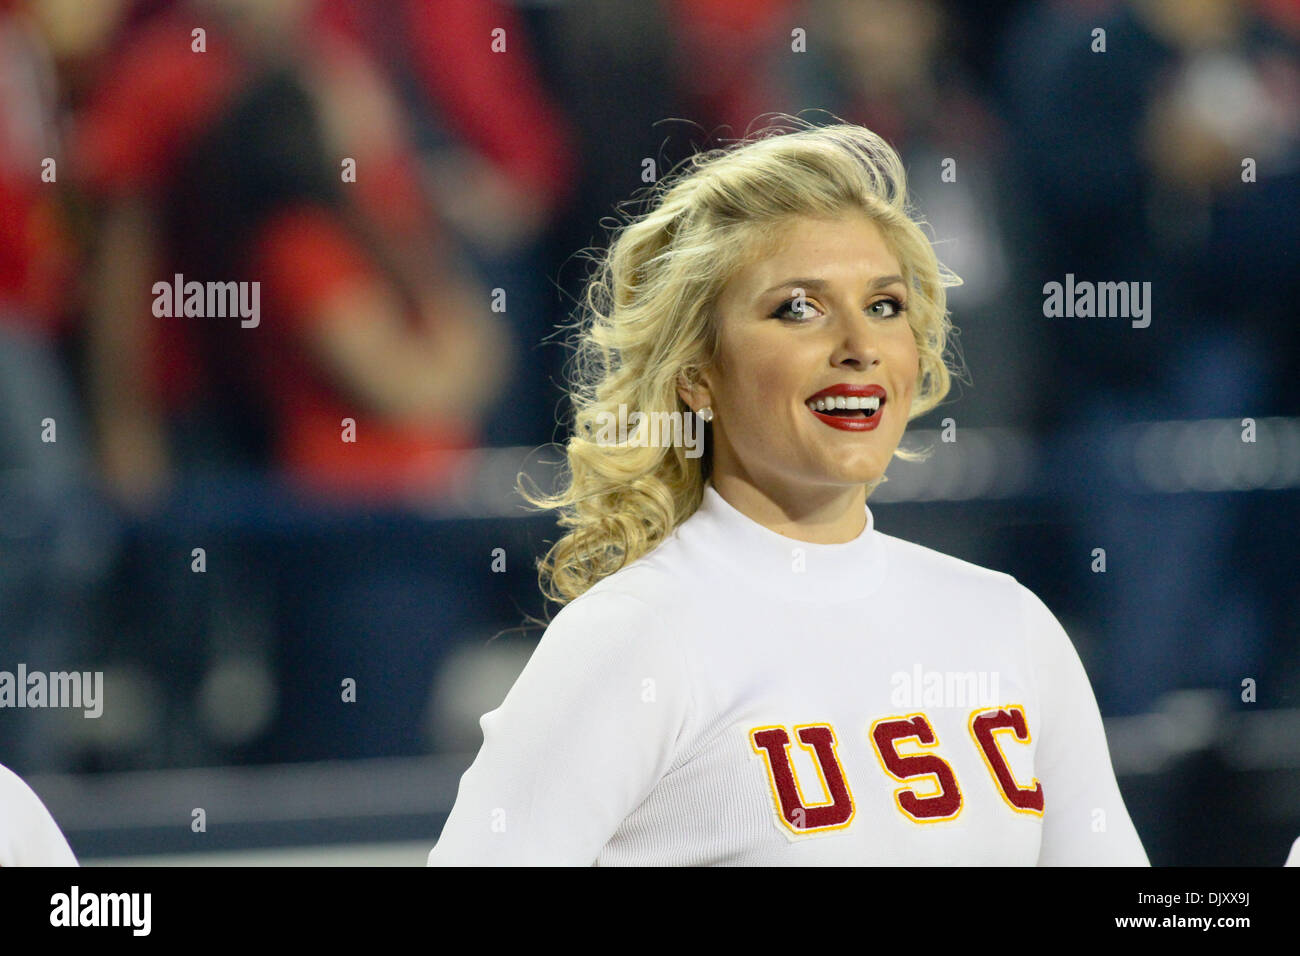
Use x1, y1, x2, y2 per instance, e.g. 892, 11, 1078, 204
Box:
771, 296, 907, 322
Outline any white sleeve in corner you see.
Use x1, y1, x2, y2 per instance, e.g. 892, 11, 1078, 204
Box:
0, 764, 79, 867
427, 589, 691, 866
1017, 585, 1150, 866
1285, 836, 1300, 866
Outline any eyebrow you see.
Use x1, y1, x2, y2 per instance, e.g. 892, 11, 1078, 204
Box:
759, 274, 906, 299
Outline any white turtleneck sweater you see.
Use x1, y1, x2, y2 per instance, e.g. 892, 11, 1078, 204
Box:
428, 483, 1148, 866
0, 764, 78, 866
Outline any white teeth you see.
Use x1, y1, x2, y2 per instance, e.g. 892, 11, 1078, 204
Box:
807, 395, 882, 412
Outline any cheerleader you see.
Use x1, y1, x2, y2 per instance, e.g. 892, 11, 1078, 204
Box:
428, 120, 1147, 866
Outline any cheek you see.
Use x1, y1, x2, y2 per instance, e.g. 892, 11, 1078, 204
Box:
904, 321, 921, 364
896, 326, 920, 372
897, 328, 922, 407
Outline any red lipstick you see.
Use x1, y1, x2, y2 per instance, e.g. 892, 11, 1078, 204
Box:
805, 384, 887, 432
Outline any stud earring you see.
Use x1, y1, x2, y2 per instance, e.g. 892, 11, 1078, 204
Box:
698, 407, 714, 422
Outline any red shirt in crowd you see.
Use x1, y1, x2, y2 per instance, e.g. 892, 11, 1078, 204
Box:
71, 0, 573, 497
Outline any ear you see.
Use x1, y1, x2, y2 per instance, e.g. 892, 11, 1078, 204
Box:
676, 369, 713, 415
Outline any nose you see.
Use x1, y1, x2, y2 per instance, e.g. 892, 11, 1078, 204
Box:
830, 310, 882, 371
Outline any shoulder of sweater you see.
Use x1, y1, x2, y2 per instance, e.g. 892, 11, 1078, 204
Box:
555, 536, 700, 622
875, 529, 1023, 596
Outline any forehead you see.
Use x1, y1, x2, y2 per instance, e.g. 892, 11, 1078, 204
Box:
725, 212, 902, 297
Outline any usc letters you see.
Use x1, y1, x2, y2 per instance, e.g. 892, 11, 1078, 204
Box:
750, 705, 1043, 833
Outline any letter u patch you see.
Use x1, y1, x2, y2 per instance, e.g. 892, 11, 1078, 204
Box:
750, 723, 855, 835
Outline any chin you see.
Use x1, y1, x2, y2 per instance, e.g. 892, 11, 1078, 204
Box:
824, 461, 886, 486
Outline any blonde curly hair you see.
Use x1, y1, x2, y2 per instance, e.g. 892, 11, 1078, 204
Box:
520, 116, 963, 608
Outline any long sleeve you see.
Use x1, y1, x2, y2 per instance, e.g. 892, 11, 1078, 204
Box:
0, 764, 79, 867
428, 589, 693, 865
1019, 586, 1150, 866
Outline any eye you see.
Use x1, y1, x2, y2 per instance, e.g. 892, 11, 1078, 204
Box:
868, 297, 907, 319
771, 298, 822, 322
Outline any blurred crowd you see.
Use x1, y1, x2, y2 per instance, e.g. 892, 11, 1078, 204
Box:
1, 0, 1297, 773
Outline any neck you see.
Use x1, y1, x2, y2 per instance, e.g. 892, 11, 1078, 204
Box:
708, 474, 869, 544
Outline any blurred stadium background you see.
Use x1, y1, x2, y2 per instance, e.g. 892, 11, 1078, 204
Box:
1, 0, 1298, 865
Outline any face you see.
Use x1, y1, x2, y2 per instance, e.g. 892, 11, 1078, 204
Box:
681, 212, 920, 509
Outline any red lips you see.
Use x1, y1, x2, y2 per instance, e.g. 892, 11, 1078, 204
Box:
806, 384, 887, 403
806, 384, 887, 432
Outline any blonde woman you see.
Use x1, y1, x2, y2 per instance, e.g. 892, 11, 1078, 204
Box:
428, 119, 1147, 866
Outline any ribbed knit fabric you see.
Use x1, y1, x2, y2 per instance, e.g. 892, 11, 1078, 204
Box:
429, 483, 1147, 866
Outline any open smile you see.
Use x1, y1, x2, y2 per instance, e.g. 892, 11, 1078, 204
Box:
805, 385, 887, 432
